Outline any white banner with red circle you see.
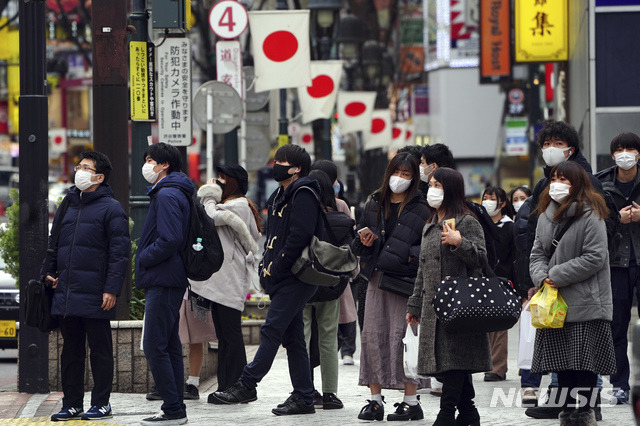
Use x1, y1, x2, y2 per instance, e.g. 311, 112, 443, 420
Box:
363, 110, 392, 150
391, 121, 407, 148
297, 60, 343, 124
405, 123, 415, 145
248, 10, 311, 93
337, 91, 376, 133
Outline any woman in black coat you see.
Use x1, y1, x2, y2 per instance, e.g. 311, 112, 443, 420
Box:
353, 153, 430, 422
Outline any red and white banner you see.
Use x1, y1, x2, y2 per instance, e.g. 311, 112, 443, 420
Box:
49, 128, 67, 156
405, 123, 415, 145
391, 122, 407, 147
289, 122, 315, 155
363, 110, 392, 150
248, 11, 311, 93
337, 91, 376, 133
297, 61, 343, 124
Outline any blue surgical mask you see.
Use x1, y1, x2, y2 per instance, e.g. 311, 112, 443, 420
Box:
333, 183, 340, 196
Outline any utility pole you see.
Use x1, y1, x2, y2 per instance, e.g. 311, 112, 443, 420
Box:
276, 0, 289, 146
92, 0, 130, 319
129, 0, 151, 242
18, 0, 50, 393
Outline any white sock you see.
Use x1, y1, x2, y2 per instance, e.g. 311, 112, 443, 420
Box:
404, 394, 418, 406
186, 376, 200, 387
371, 393, 383, 404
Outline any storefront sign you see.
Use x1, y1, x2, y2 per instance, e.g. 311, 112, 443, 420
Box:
515, 0, 568, 62
157, 38, 192, 146
480, 0, 510, 83
505, 118, 528, 156
129, 41, 156, 121
216, 40, 243, 98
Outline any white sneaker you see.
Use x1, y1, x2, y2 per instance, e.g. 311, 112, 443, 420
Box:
343, 355, 354, 365
140, 412, 188, 426
521, 387, 537, 405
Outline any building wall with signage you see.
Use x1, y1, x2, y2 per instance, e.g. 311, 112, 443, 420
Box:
425, 67, 503, 159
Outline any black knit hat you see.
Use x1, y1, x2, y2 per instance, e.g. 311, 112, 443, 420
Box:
216, 164, 249, 195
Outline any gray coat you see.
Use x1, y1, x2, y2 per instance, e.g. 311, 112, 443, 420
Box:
529, 202, 613, 323
407, 213, 492, 376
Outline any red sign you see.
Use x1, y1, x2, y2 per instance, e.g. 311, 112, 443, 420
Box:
479, 0, 511, 83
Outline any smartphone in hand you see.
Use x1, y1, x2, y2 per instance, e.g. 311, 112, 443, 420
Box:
443, 218, 456, 231
358, 227, 378, 239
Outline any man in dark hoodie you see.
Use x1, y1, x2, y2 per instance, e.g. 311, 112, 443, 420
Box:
48, 151, 130, 422
135, 143, 195, 426
211, 144, 322, 416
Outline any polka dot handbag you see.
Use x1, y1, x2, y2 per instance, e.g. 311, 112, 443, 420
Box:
431, 276, 521, 333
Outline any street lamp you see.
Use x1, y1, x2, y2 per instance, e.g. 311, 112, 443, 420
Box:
336, 13, 365, 63
361, 40, 382, 92
308, 0, 341, 60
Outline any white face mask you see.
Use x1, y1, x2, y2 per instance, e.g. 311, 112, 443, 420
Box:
513, 200, 525, 213
74, 170, 98, 191
142, 163, 160, 184
482, 200, 501, 217
419, 165, 433, 183
389, 175, 412, 194
427, 187, 444, 209
542, 146, 571, 167
549, 182, 571, 203
614, 151, 638, 171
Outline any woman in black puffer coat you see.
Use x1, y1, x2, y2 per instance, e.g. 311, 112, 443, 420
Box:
353, 153, 430, 422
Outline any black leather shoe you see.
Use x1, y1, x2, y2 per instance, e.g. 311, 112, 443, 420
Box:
358, 399, 384, 421
145, 390, 162, 401
271, 394, 315, 416
455, 408, 480, 426
277, 394, 296, 408
483, 373, 505, 382
208, 380, 257, 404
322, 393, 344, 410
387, 402, 424, 421
524, 405, 563, 419
183, 384, 199, 400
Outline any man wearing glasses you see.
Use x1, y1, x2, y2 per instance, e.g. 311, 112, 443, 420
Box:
47, 151, 130, 421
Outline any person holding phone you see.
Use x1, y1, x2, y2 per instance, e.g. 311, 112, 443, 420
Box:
352, 152, 430, 422
406, 167, 490, 426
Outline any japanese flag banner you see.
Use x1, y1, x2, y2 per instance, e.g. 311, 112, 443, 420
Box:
363, 109, 392, 150
289, 122, 315, 155
248, 11, 311, 93
391, 121, 408, 148
297, 60, 343, 124
337, 91, 376, 133
405, 123, 415, 145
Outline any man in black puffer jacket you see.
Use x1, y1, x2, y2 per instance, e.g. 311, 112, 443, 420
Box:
211, 145, 322, 416
47, 152, 130, 422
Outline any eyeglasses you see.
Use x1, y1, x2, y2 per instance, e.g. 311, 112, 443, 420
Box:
74, 165, 97, 173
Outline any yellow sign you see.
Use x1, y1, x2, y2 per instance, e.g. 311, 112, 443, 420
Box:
129, 41, 156, 121
0, 320, 16, 338
515, 0, 568, 62
278, 134, 289, 147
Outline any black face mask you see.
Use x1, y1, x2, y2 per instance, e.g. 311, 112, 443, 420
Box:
216, 180, 226, 192
273, 163, 295, 182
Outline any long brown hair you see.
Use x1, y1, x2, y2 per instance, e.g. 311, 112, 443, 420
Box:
537, 161, 609, 221
431, 167, 471, 220
374, 152, 420, 221
220, 173, 264, 233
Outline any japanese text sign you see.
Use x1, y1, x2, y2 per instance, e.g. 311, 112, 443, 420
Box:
515, 0, 568, 62
216, 40, 243, 98
129, 41, 156, 121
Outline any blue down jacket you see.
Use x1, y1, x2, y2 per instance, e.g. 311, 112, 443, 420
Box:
49, 185, 130, 319
135, 172, 195, 290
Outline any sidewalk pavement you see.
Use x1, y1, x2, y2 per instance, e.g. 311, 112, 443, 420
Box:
1, 326, 636, 425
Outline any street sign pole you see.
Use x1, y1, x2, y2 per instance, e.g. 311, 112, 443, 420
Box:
206, 88, 214, 180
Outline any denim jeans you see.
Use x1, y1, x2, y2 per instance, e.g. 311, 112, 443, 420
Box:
610, 266, 640, 391
143, 286, 186, 417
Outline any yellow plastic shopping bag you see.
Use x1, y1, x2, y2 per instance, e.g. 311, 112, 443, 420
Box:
530, 283, 567, 329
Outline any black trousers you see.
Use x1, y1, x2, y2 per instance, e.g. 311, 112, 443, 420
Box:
557, 370, 598, 411
59, 317, 113, 408
440, 370, 476, 416
210, 302, 247, 391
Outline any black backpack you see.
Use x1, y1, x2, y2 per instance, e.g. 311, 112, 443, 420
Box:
161, 186, 224, 281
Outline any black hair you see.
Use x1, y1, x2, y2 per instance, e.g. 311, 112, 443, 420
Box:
431, 167, 470, 220
397, 145, 422, 164
610, 132, 640, 155
482, 185, 514, 218
536, 120, 580, 150
509, 186, 532, 204
423, 143, 455, 169
311, 160, 338, 183
80, 151, 112, 184
308, 170, 338, 212
143, 142, 183, 174
274, 145, 311, 177
374, 152, 420, 220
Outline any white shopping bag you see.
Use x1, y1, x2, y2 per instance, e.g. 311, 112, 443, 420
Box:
517, 302, 536, 369
403, 324, 426, 379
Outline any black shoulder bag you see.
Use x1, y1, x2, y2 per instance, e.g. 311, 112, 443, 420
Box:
25, 197, 70, 332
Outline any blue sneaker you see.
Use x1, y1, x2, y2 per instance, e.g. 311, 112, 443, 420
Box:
51, 406, 83, 421
81, 404, 112, 420
610, 389, 630, 405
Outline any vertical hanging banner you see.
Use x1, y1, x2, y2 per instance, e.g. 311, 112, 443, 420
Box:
129, 41, 156, 121
157, 38, 192, 146
248, 10, 311, 92
391, 121, 408, 150
216, 40, 243, 98
297, 60, 343, 124
515, 0, 568, 62
479, 0, 511, 83
363, 110, 392, 150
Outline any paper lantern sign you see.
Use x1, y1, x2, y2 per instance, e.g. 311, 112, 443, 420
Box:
337, 91, 376, 133
297, 61, 343, 124
363, 110, 392, 150
248, 11, 311, 93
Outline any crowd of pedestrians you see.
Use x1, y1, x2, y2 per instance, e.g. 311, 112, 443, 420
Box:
41, 120, 640, 425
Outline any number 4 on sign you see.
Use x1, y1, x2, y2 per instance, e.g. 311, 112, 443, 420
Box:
209, 0, 248, 40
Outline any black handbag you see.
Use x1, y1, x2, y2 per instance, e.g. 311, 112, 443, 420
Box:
378, 272, 415, 298
431, 258, 520, 333
25, 197, 70, 333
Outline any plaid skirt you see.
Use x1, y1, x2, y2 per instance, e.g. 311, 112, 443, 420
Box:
531, 319, 616, 375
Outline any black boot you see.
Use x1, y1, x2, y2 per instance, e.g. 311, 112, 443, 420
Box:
455, 407, 480, 426
524, 386, 563, 419
456, 373, 479, 425
433, 411, 456, 426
